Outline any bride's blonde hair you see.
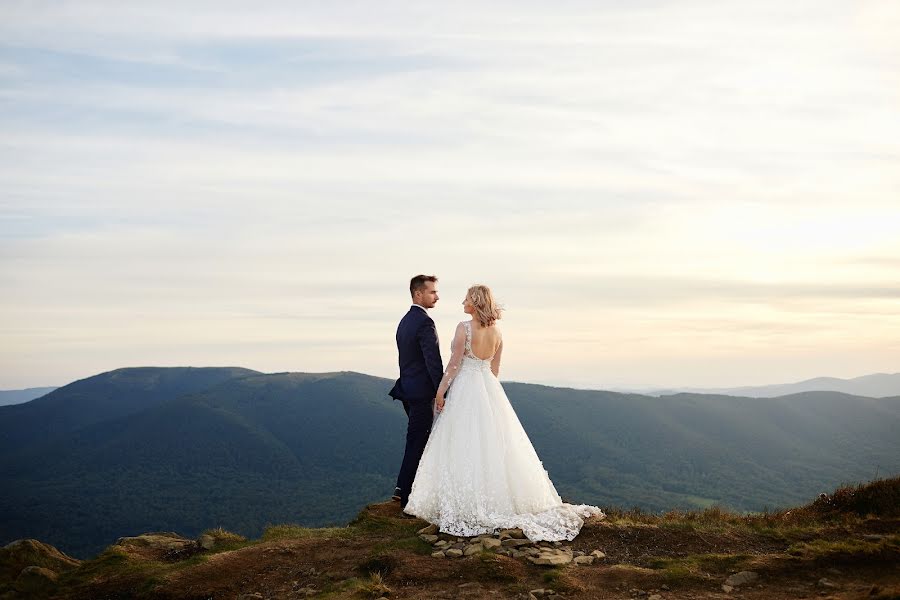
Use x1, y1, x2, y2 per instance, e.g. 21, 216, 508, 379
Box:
467, 284, 503, 327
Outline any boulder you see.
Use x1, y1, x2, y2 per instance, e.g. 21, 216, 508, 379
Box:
724, 571, 758, 587
501, 528, 527, 539
527, 549, 573, 566
463, 543, 483, 556
481, 538, 502, 550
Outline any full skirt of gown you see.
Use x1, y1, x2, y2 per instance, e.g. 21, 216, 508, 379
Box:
403, 356, 604, 541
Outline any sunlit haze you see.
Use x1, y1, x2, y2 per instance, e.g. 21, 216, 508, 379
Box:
1, 1, 898, 389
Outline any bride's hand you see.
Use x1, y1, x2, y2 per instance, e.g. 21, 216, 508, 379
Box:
434, 395, 445, 413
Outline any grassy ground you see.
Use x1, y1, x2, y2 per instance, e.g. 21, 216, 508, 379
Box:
2, 477, 898, 599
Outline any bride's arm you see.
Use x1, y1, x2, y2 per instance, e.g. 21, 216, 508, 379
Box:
490, 336, 503, 378
435, 322, 466, 401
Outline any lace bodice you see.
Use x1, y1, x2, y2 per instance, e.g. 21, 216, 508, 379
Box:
436, 320, 503, 398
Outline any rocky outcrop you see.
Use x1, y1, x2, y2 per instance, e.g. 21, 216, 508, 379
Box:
416, 524, 605, 566
110, 532, 199, 562
0, 539, 80, 581
0, 538, 81, 599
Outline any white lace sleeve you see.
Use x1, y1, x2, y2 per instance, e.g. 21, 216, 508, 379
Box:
436, 322, 466, 398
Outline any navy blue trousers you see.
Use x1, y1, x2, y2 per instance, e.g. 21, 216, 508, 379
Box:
395, 397, 433, 506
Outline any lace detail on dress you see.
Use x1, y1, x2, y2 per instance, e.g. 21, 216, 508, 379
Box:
435, 322, 467, 398
463, 321, 475, 358
417, 466, 605, 541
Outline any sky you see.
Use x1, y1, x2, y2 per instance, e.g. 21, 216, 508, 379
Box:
1, 1, 898, 390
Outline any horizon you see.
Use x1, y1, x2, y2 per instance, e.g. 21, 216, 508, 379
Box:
2, 2, 899, 389
3, 365, 898, 396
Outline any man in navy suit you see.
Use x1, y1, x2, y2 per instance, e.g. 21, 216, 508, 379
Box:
389, 274, 444, 509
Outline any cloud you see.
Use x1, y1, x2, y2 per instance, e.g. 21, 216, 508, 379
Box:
1, 0, 899, 388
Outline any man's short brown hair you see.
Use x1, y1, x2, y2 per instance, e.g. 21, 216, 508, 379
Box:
410, 274, 438, 298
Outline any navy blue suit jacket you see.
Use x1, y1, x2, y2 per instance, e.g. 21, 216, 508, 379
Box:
389, 306, 444, 403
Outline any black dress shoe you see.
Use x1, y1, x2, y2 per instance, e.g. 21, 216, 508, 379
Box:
391, 487, 402, 502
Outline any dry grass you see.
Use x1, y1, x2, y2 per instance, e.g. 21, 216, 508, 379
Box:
260, 523, 355, 541
787, 535, 900, 562
200, 526, 246, 543
604, 476, 900, 535
807, 476, 900, 519
355, 570, 391, 598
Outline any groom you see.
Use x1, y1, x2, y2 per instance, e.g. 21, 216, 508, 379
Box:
389, 274, 444, 509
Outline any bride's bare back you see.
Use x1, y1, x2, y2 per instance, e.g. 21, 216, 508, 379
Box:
469, 321, 502, 361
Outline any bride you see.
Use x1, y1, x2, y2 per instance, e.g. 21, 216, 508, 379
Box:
403, 284, 604, 541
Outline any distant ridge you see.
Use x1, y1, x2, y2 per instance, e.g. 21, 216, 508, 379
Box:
642, 372, 900, 398
0, 387, 57, 407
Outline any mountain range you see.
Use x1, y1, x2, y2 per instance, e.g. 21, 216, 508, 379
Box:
634, 372, 900, 398
1, 366, 898, 559
5, 371, 900, 406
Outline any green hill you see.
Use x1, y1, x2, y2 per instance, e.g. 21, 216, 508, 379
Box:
505, 383, 900, 510
1, 367, 898, 560
0, 366, 260, 454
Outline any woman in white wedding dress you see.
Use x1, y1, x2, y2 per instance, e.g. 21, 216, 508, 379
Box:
403, 284, 604, 541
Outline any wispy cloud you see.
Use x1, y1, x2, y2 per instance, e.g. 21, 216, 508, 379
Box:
1, 1, 898, 388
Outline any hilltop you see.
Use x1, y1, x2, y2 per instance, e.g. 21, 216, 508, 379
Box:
2, 477, 898, 599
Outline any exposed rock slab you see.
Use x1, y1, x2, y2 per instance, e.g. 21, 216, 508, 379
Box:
724, 571, 759, 587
